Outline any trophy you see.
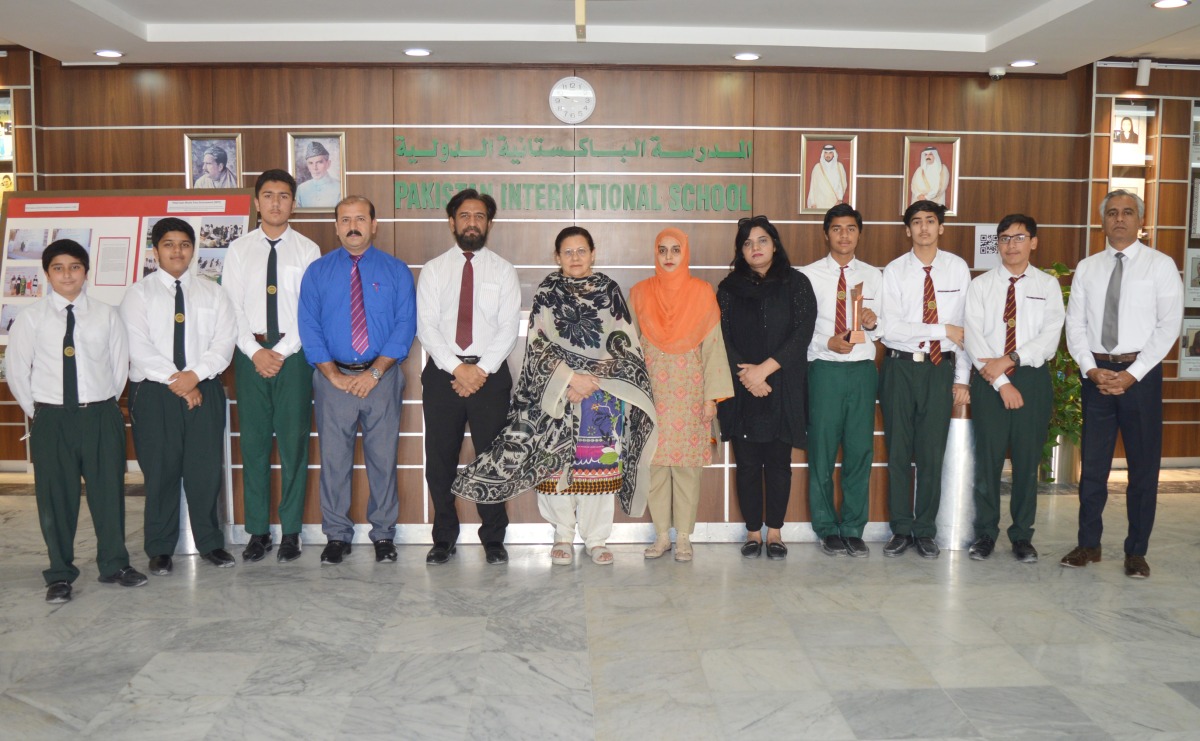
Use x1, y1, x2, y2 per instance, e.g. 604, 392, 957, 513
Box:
845, 282, 866, 344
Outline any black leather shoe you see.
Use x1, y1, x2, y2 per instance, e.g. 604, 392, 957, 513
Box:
740, 540, 762, 558
374, 539, 398, 563
484, 542, 509, 564
843, 537, 870, 558
425, 542, 456, 564
1012, 540, 1038, 563
968, 535, 995, 561
200, 549, 236, 568
45, 581, 72, 604
242, 533, 272, 562
766, 541, 788, 560
98, 566, 148, 587
820, 535, 848, 557
883, 534, 913, 557
914, 536, 940, 559
277, 533, 302, 562
148, 554, 173, 575
320, 540, 351, 565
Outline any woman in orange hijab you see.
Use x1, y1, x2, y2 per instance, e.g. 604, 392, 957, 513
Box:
630, 228, 733, 561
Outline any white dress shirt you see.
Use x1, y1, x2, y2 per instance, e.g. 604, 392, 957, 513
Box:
881, 249, 972, 384
222, 226, 320, 360
5, 289, 128, 418
416, 245, 521, 375
120, 270, 236, 384
965, 264, 1065, 390
799, 255, 883, 363
1065, 240, 1184, 381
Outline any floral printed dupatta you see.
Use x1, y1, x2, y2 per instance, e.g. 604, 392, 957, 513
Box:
452, 271, 657, 516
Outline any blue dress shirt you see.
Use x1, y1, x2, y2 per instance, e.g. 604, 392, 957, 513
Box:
298, 246, 416, 366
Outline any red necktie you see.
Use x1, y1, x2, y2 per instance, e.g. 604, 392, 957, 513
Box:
833, 265, 847, 336
1004, 274, 1024, 377
456, 252, 474, 349
349, 254, 369, 355
922, 266, 942, 365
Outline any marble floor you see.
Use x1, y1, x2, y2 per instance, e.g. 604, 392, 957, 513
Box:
2, 479, 1200, 740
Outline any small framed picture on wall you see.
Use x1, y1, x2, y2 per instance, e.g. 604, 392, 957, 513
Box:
185, 134, 243, 190
288, 132, 347, 212
799, 135, 857, 215
903, 136, 960, 216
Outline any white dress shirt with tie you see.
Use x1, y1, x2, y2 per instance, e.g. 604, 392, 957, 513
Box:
880, 249, 973, 384
965, 264, 1065, 390
799, 255, 883, 363
222, 226, 321, 360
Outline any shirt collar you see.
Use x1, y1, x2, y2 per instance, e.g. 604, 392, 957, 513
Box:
155, 268, 191, 290
261, 226, 292, 244
1105, 239, 1144, 261
823, 254, 857, 272
50, 287, 88, 312
339, 245, 375, 261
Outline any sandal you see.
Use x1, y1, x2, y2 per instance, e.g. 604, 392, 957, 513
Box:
674, 534, 693, 562
551, 542, 574, 565
644, 534, 672, 559
586, 545, 614, 565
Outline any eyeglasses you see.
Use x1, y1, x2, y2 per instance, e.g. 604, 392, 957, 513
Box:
997, 234, 1031, 245
737, 215, 770, 225
560, 248, 591, 258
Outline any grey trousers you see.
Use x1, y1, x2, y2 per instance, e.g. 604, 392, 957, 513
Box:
313, 368, 403, 542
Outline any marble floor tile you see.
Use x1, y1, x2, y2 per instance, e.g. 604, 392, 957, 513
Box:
482, 614, 588, 653
469, 691, 595, 741
788, 610, 906, 648
474, 650, 591, 695
203, 695, 352, 740
84, 694, 232, 741
884, 609, 1008, 647
1165, 680, 1200, 710
914, 643, 1050, 688
1012, 642, 1149, 685
947, 686, 1112, 740
591, 649, 708, 695
375, 615, 488, 653
337, 693, 474, 741
592, 691, 718, 741
713, 690, 856, 740
833, 688, 979, 739
698, 648, 823, 692
810, 645, 940, 691
0, 690, 116, 739
6, 650, 154, 695
123, 651, 261, 697
1060, 682, 1200, 737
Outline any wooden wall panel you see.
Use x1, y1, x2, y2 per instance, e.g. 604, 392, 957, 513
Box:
928, 69, 1091, 135
39, 65, 214, 128
1160, 137, 1192, 183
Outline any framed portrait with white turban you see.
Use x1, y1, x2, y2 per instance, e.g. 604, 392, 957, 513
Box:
903, 136, 959, 216
185, 134, 243, 190
799, 135, 856, 215
288, 132, 347, 213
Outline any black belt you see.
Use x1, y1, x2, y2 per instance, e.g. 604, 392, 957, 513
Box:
457, 355, 481, 365
35, 396, 116, 410
253, 332, 286, 343
335, 359, 376, 372
1093, 352, 1138, 364
887, 348, 956, 365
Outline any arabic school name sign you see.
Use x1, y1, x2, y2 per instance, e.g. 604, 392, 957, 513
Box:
393, 133, 754, 214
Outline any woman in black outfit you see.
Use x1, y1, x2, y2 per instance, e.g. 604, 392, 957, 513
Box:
717, 216, 816, 559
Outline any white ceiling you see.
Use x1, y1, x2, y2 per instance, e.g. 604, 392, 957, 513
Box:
0, 0, 1198, 74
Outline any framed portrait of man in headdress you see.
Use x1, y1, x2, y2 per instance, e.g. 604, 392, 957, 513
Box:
799, 135, 857, 215
902, 136, 960, 216
288, 132, 347, 212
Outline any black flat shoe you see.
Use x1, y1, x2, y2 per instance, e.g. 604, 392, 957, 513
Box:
820, 535, 848, 557
98, 566, 148, 588
45, 581, 72, 604
843, 537, 870, 558
148, 554, 173, 575
914, 536, 940, 559
740, 540, 762, 558
242, 533, 272, 562
374, 539, 398, 563
1012, 539, 1038, 563
484, 542, 509, 564
968, 535, 995, 561
277, 533, 302, 562
766, 541, 788, 560
425, 542, 456, 564
320, 540, 351, 565
883, 533, 913, 557
200, 549, 236, 568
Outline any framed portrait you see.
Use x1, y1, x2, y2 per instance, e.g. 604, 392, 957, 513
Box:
185, 134, 243, 190
1185, 248, 1200, 308
1180, 318, 1200, 379
288, 132, 346, 212
0, 90, 13, 163
903, 136, 960, 216
1110, 102, 1149, 167
799, 135, 856, 215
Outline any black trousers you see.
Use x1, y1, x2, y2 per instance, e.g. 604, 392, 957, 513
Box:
732, 437, 793, 531
422, 360, 511, 545
1077, 361, 1163, 556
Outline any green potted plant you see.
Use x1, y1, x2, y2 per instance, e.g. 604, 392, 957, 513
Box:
1041, 261, 1082, 481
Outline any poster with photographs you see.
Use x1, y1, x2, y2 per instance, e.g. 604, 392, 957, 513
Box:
0, 90, 13, 162
1180, 318, 1200, 378
1111, 104, 1149, 167
799, 135, 856, 214
185, 134, 243, 190
288, 132, 346, 212
1192, 178, 1200, 238
1186, 249, 1200, 308
903, 136, 959, 216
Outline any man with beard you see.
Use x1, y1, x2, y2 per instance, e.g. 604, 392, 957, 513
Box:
910, 146, 950, 206
806, 144, 848, 211
223, 170, 320, 563
298, 196, 416, 565
417, 189, 520, 565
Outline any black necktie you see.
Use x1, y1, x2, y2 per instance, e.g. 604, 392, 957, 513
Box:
266, 238, 281, 344
174, 280, 186, 370
63, 304, 78, 407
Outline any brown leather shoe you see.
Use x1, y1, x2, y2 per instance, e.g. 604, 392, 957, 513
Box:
1124, 554, 1150, 579
1059, 546, 1101, 567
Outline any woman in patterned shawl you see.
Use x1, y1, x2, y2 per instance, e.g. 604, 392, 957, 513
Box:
629, 227, 733, 562
452, 226, 656, 565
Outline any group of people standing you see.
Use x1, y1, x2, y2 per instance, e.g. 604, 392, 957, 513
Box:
5, 170, 1183, 604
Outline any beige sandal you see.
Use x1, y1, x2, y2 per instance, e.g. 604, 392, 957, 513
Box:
551, 542, 574, 565
674, 534, 693, 562
644, 534, 672, 559
587, 545, 614, 565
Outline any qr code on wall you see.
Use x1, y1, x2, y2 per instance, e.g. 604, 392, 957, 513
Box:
979, 233, 998, 255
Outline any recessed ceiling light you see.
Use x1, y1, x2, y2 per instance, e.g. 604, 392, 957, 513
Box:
1152, 0, 1189, 8
404, 48, 432, 57
94, 50, 124, 58
733, 52, 760, 61
1010, 60, 1038, 68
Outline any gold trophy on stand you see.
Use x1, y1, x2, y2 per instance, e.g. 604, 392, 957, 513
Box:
845, 282, 866, 344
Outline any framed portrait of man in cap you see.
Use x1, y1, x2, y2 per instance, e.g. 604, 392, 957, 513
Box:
185, 134, 243, 190
798, 134, 857, 215
288, 132, 347, 212
902, 136, 959, 216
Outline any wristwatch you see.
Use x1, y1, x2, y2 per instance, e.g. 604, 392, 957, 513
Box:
370, 368, 382, 380
1007, 351, 1020, 366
